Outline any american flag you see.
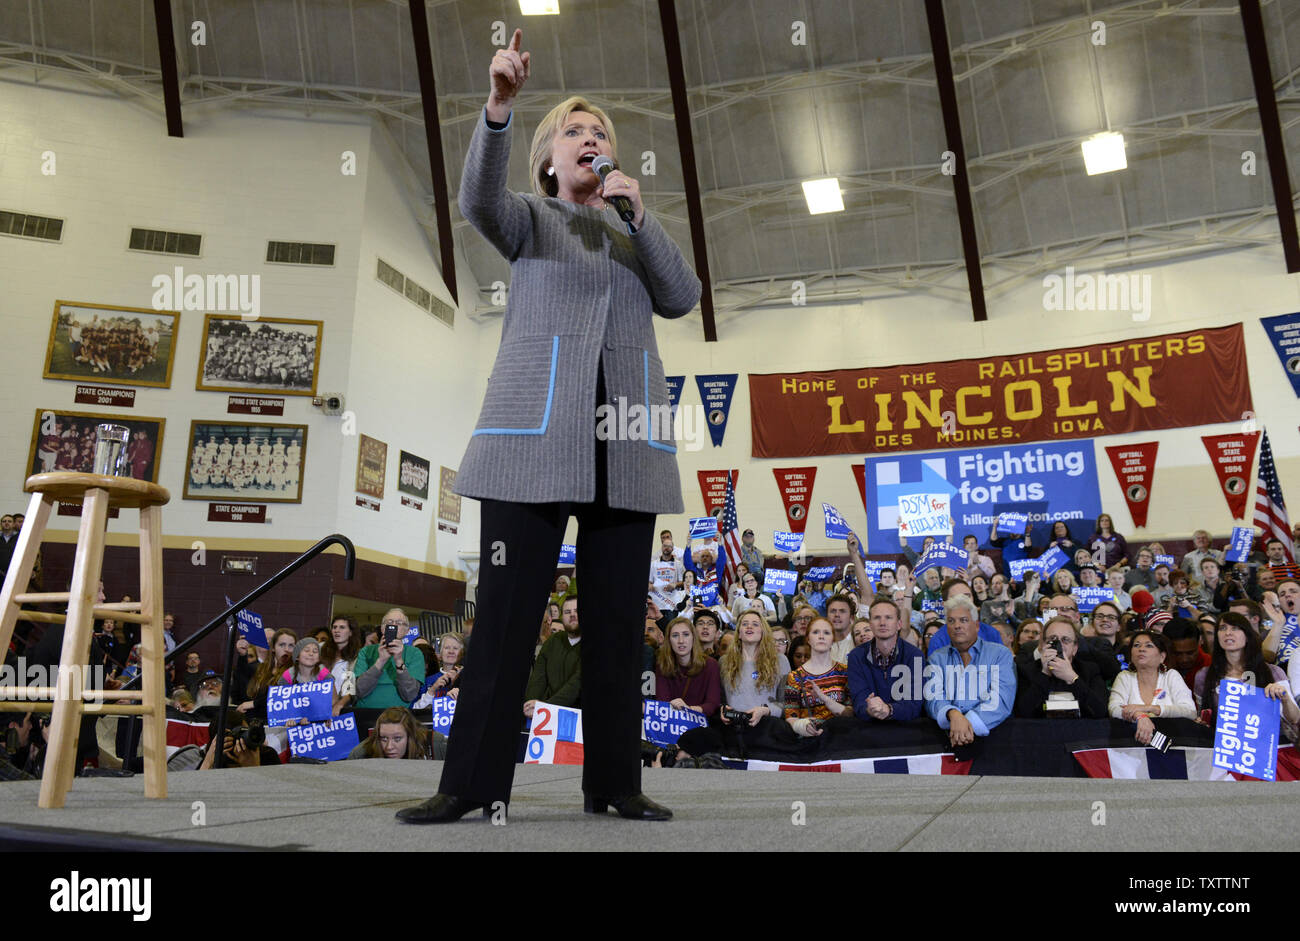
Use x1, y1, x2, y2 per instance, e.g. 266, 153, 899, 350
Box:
720, 471, 744, 594
1254, 431, 1294, 564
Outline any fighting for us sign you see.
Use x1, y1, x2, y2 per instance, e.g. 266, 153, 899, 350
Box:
862, 441, 1101, 551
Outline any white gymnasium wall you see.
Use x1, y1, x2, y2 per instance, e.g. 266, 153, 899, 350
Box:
337, 117, 485, 571
650, 246, 1300, 555
0, 77, 482, 578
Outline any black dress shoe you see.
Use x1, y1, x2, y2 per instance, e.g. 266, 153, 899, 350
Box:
395, 794, 496, 824
583, 793, 673, 821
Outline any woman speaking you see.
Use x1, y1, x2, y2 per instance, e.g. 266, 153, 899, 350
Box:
397, 30, 700, 824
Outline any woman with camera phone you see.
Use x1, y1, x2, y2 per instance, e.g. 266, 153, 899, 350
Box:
1013, 616, 1107, 718
397, 28, 699, 825
1108, 630, 1197, 746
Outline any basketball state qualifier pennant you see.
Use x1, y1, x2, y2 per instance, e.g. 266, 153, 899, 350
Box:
773, 467, 817, 534
1104, 442, 1158, 528
1201, 432, 1260, 520
695, 374, 738, 447
748, 324, 1251, 458
1259, 313, 1300, 397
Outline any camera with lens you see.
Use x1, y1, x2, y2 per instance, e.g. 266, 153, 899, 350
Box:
722, 707, 750, 725
229, 717, 265, 750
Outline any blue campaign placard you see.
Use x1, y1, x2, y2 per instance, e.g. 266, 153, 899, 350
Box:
1037, 545, 1069, 576
862, 443, 1101, 553
558, 543, 576, 564
403, 624, 421, 646
1072, 586, 1114, 613
1213, 679, 1281, 780
859, 560, 896, 586
763, 568, 799, 596
1260, 312, 1300, 397
1009, 558, 1044, 580
805, 565, 837, 582
912, 541, 967, 576
226, 595, 268, 648
1225, 526, 1254, 563
1276, 616, 1300, 668
429, 696, 456, 736
288, 714, 359, 762
995, 511, 1030, 536
1154, 554, 1176, 568
822, 503, 853, 540
774, 530, 803, 553
642, 700, 709, 747
665, 375, 686, 419
921, 598, 944, 614
689, 516, 720, 540
265, 678, 334, 727
695, 374, 738, 447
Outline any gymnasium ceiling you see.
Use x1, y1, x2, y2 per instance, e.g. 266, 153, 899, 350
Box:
3, 0, 1299, 324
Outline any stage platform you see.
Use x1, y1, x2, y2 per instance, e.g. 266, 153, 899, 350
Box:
1, 761, 1298, 851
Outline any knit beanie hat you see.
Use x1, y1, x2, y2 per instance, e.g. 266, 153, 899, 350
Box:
293, 637, 320, 662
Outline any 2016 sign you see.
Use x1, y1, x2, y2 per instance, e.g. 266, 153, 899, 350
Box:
525, 702, 584, 765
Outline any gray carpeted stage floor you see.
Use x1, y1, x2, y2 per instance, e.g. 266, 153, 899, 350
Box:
0, 762, 1296, 851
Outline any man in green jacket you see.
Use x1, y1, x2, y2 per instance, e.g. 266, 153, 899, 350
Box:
524, 596, 581, 717
355, 608, 426, 709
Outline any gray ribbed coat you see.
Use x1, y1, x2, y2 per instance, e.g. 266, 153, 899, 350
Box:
453, 112, 701, 514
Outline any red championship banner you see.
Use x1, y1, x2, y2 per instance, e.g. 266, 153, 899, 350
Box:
1104, 442, 1159, 529
697, 470, 740, 518
1201, 432, 1259, 520
749, 325, 1251, 457
773, 467, 817, 534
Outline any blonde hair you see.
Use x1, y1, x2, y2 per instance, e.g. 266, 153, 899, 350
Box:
529, 96, 618, 198
720, 612, 781, 692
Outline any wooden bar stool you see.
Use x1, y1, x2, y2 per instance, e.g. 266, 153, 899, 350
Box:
0, 472, 170, 808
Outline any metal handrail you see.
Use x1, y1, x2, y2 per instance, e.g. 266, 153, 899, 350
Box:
119, 533, 356, 769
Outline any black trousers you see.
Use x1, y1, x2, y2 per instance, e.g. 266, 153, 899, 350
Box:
438, 369, 657, 804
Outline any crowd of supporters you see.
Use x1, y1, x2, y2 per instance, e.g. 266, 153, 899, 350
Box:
637, 518, 1300, 763
3, 515, 1299, 778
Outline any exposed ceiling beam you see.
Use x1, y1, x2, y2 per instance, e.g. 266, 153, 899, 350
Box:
925, 0, 986, 323
658, 0, 715, 342
150, 0, 183, 136
406, 0, 457, 305
1238, 0, 1300, 272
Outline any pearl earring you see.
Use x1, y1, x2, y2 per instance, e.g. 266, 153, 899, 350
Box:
546, 166, 555, 176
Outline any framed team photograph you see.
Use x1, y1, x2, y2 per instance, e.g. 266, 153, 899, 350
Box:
43, 300, 179, 388
195, 314, 322, 397
27, 409, 166, 483
182, 420, 308, 503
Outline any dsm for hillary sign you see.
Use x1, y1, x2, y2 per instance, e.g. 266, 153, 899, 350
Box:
862, 442, 1101, 552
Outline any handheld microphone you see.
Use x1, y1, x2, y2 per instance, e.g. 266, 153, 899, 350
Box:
590, 155, 636, 224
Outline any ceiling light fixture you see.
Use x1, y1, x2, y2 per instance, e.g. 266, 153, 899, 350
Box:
801, 177, 844, 214
1082, 131, 1127, 175
518, 0, 560, 14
